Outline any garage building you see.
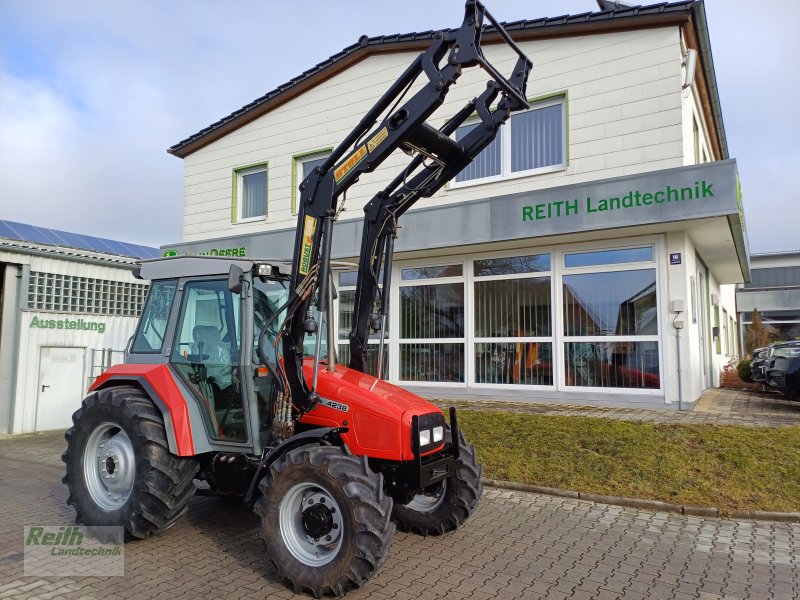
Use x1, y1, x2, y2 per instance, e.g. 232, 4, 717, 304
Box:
0, 221, 157, 434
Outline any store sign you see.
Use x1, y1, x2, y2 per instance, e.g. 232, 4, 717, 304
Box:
30, 316, 106, 334
522, 181, 715, 222
162, 246, 247, 257
476, 160, 741, 244
163, 161, 742, 262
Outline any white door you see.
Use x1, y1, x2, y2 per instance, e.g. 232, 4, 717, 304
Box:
36, 347, 86, 431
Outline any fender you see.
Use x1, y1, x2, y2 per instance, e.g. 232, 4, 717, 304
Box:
90, 364, 195, 456
243, 426, 348, 506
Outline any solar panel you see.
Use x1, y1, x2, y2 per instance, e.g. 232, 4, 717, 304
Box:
0, 219, 160, 260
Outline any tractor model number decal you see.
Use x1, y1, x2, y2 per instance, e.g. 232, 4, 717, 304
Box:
333, 145, 367, 183
320, 398, 349, 413
367, 127, 388, 152
298, 215, 317, 275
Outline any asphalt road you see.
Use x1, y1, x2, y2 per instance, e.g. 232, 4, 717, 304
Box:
1, 431, 798, 600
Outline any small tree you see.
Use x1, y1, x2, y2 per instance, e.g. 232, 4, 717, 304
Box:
746, 308, 769, 354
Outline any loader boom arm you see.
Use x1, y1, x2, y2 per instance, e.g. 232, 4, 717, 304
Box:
278, 0, 532, 415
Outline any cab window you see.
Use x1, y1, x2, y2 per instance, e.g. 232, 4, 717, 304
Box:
131, 280, 177, 353
170, 279, 245, 441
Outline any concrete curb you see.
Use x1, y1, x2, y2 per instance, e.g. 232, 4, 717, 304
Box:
483, 478, 800, 523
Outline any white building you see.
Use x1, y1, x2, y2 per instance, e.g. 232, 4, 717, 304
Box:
737, 251, 800, 351
164, 0, 748, 409
0, 221, 157, 433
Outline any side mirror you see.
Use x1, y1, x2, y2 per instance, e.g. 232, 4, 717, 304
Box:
228, 264, 244, 294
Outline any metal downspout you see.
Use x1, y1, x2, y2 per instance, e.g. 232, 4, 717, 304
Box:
7, 264, 29, 433
675, 328, 683, 411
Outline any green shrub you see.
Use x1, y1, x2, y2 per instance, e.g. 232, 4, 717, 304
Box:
737, 358, 754, 383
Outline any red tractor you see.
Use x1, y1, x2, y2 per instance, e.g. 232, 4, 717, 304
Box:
62, 2, 531, 596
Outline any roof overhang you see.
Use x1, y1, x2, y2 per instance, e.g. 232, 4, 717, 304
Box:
736, 288, 800, 314
137, 255, 355, 280
0, 239, 140, 268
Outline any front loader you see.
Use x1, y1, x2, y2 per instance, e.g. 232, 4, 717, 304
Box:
62, 2, 532, 596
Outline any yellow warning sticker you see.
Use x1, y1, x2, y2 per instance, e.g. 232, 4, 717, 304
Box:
298, 215, 317, 275
333, 145, 367, 183
367, 127, 389, 153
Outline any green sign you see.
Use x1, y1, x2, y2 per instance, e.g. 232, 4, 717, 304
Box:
30, 316, 106, 334
162, 246, 247, 257
522, 180, 714, 222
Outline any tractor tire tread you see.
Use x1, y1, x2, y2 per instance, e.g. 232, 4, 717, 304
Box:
254, 445, 394, 598
62, 385, 199, 540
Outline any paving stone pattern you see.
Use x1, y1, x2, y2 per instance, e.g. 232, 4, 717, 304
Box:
1, 432, 799, 599
432, 389, 800, 428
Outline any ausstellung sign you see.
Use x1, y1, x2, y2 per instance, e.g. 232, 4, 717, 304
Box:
522, 181, 715, 222
30, 316, 106, 333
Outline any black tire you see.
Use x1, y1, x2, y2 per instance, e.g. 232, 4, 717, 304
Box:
392, 430, 482, 536
254, 445, 394, 598
62, 385, 199, 539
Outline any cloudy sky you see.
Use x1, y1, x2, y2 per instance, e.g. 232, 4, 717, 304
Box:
0, 0, 797, 253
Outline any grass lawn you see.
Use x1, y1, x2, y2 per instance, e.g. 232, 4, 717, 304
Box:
457, 410, 800, 513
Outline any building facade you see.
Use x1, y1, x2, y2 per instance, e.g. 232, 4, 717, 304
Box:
737, 251, 800, 352
165, 1, 748, 409
0, 221, 157, 433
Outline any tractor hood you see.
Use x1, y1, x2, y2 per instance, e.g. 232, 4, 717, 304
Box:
300, 358, 443, 461
303, 359, 435, 415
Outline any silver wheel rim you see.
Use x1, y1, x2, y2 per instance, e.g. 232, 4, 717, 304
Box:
279, 482, 343, 567
407, 481, 447, 512
83, 422, 135, 511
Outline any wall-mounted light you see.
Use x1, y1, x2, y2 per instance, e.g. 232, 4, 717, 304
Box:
682, 48, 698, 90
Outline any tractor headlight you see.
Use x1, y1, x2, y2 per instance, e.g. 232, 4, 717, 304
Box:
414, 412, 447, 452
257, 264, 273, 277
419, 429, 431, 447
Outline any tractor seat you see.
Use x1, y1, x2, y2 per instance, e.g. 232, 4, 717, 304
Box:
192, 325, 232, 386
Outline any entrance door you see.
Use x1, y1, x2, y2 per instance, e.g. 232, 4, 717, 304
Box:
36, 347, 86, 431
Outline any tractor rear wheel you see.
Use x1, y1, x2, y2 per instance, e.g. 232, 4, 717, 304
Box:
392, 429, 482, 535
254, 445, 394, 598
62, 385, 199, 539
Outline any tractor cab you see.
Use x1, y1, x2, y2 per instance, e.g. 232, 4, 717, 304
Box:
128, 256, 335, 451
131, 257, 283, 448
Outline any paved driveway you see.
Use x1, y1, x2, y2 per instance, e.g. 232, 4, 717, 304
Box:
1, 432, 798, 600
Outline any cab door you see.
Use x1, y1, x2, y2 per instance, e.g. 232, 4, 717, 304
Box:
251, 276, 291, 448
169, 278, 248, 443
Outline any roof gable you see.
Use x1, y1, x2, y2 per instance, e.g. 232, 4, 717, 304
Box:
169, 1, 724, 160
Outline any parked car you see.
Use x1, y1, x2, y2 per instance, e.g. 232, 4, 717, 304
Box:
764, 341, 800, 400
750, 346, 770, 383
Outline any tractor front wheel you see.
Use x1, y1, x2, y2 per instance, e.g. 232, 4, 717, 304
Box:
255, 445, 394, 598
62, 385, 199, 539
392, 429, 483, 535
